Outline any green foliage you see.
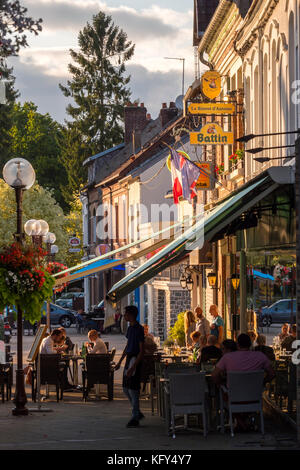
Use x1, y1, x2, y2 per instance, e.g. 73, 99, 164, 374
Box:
5, 102, 68, 210
59, 11, 135, 196
0, 179, 81, 265
0, 316, 3, 341
167, 312, 186, 347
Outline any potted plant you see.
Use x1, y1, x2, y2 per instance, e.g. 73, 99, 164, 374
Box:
215, 163, 225, 176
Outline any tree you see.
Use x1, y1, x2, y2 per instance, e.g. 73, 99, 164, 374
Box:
59, 11, 134, 194
0, 0, 42, 61
0, 1, 42, 178
63, 195, 83, 267
0, 179, 78, 264
59, 126, 88, 205
5, 102, 68, 210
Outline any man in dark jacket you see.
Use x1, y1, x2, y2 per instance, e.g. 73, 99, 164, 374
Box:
115, 305, 145, 428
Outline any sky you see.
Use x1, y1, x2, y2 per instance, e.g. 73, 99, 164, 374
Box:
8, 0, 197, 124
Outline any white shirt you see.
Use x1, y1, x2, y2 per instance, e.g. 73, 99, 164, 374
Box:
40, 336, 57, 354
87, 337, 108, 354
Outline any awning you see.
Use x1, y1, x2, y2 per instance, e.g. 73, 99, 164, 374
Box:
73, 259, 125, 278
253, 270, 274, 281
54, 236, 174, 287
108, 167, 293, 302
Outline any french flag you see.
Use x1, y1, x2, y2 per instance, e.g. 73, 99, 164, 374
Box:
170, 149, 201, 204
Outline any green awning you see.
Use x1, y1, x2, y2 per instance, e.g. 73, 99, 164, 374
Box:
108, 169, 289, 302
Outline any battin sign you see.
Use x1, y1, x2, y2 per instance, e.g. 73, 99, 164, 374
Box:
190, 123, 233, 145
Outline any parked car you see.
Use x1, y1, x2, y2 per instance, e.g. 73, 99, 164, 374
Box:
261, 299, 296, 326
41, 302, 77, 328
90, 300, 105, 318
55, 298, 74, 309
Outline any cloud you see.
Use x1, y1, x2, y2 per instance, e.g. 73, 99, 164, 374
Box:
10, 56, 69, 123
9, 2, 194, 123
127, 64, 194, 117
9, 56, 194, 124
23, 0, 180, 41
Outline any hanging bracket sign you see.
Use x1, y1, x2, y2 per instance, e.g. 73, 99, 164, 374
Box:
190, 123, 234, 145
188, 102, 236, 115
201, 70, 222, 100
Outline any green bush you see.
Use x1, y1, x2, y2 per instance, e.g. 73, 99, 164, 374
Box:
167, 311, 186, 347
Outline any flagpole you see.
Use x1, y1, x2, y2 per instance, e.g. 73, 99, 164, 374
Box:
163, 142, 230, 192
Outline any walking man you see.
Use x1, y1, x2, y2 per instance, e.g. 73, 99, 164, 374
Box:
115, 305, 145, 428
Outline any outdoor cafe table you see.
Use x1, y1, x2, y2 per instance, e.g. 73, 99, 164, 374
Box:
60, 354, 83, 387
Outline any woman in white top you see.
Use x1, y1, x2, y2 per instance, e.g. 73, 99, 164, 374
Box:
86, 330, 108, 354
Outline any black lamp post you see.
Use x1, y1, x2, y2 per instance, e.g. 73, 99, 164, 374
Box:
2, 158, 35, 416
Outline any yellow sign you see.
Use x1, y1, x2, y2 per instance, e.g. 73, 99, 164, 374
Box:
188, 102, 236, 115
195, 162, 212, 189
190, 123, 234, 145
201, 71, 222, 100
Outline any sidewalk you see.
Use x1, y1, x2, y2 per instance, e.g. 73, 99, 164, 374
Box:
1, 332, 297, 451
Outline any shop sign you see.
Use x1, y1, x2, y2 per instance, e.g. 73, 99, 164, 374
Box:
190, 123, 234, 145
69, 236, 80, 247
188, 102, 236, 115
201, 70, 222, 100
195, 162, 213, 189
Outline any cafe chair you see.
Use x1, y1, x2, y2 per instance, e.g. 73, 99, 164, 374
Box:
168, 372, 208, 438
82, 354, 114, 401
219, 370, 265, 437
0, 363, 13, 402
32, 354, 64, 402
110, 347, 116, 363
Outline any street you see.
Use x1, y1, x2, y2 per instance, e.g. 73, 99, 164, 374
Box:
0, 329, 296, 451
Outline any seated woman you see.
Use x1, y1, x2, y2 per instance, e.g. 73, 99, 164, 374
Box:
278, 323, 290, 344
255, 334, 275, 361
199, 335, 222, 364
190, 331, 206, 355
86, 330, 108, 354
143, 324, 158, 355
57, 327, 74, 354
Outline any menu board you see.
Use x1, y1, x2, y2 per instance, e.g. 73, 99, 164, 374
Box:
27, 324, 48, 362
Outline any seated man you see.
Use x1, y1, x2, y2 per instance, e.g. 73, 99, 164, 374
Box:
255, 334, 275, 361
212, 333, 275, 386
40, 329, 64, 354
281, 324, 297, 352
212, 334, 275, 432
143, 325, 158, 355
199, 335, 222, 364
86, 330, 108, 354
221, 339, 237, 355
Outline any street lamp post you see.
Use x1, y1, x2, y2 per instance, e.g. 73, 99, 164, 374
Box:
2, 158, 35, 416
24, 219, 49, 246
43, 232, 56, 332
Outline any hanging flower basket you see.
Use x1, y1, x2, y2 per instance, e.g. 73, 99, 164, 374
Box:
46, 262, 69, 294
0, 243, 55, 324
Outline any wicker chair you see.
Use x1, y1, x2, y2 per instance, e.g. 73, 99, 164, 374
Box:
33, 354, 64, 402
82, 354, 114, 401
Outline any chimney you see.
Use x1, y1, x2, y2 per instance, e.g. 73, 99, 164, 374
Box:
159, 102, 178, 128
124, 102, 148, 144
